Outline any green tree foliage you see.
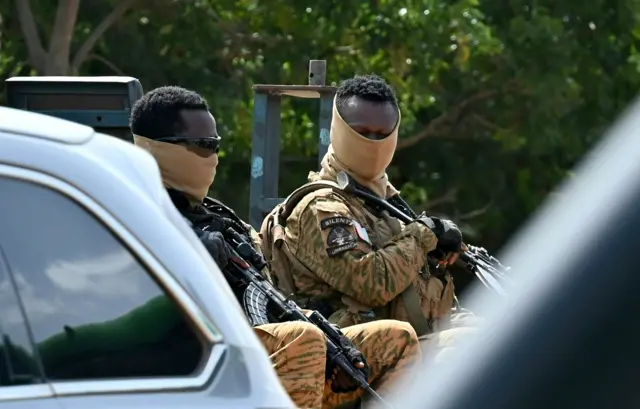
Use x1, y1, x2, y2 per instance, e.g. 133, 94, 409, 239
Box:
1, 0, 639, 259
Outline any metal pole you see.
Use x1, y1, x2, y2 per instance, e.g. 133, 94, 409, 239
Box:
309, 60, 332, 167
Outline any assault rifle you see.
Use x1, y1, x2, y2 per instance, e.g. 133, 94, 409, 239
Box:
220, 226, 392, 408
335, 171, 514, 296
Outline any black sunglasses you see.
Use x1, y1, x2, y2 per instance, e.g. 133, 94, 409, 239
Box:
155, 135, 220, 154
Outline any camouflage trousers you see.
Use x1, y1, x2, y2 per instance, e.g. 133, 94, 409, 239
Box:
254, 320, 421, 409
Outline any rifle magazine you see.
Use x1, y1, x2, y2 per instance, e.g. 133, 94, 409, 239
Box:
243, 283, 270, 326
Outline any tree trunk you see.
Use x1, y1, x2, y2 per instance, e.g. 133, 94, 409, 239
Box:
15, 0, 139, 76
15, 0, 47, 73
45, 0, 81, 75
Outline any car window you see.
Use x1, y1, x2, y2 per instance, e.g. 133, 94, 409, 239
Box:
0, 177, 207, 382
0, 250, 43, 386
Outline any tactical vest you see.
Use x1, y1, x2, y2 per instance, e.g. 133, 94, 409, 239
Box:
260, 180, 455, 336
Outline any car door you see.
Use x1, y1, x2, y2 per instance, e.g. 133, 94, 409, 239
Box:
0, 167, 244, 409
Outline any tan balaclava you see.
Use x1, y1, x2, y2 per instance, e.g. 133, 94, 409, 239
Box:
319, 97, 400, 198
134, 135, 218, 204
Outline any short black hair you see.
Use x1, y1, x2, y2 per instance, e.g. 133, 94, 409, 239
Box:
130, 86, 209, 139
335, 74, 399, 113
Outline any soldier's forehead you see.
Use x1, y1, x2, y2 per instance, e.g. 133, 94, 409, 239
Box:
340, 97, 398, 129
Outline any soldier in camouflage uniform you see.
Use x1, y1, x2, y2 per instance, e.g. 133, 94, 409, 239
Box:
260, 75, 480, 361
130, 85, 421, 408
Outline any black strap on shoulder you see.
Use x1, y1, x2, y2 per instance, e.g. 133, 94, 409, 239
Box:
201, 196, 249, 232
202, 197, 237, 219
278, 180, 343, 223
388, 195, 419, 218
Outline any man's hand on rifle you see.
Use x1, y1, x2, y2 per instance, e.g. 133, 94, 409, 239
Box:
328, 346, 370, 393
439, 241, 468, 267
415, 214, 465, 266
326, 324, 371, 393
198, 230, 232, 269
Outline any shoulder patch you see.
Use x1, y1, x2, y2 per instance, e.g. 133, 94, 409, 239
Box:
326, 225, 355, 247
325, 225, 357, 257
320, 216, 352, 230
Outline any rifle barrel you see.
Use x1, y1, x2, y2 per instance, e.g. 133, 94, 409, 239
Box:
339, 178, 511, 295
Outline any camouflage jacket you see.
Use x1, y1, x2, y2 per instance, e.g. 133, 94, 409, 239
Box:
260, 176, 456, 331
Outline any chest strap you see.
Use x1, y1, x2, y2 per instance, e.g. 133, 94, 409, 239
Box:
380, 210, 432, 336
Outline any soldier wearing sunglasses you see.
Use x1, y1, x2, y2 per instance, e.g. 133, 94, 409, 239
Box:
130, 86, 421, 409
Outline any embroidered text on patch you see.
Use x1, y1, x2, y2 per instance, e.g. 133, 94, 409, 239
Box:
320, 216, 352, 230
327, 241, 357, 257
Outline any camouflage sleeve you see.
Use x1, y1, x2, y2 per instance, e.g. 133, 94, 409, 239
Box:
293, 195, 438, 307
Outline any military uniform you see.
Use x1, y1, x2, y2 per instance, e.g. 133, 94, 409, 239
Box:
259, 100, 479, 361
260, 171, 452, 326
261, 167, 480, 362
168, 188, 421, 409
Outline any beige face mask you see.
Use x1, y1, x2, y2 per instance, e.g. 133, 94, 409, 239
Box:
330, 99, 400, 180
134, 135, 218, 204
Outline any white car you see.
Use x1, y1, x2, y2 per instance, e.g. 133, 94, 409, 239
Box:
0, 106, 295, 409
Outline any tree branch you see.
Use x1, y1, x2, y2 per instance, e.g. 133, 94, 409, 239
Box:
47, 0, 81, 75
71, 0, 139, 73
397, 89, 499, 150
84, 53, 126, 75
457, 201, 494, 221
15, 0, 46, 72
423, 186, 459, 210
471, 113, 519, 133
471, 113, 501, 131
397, 80, 519, 150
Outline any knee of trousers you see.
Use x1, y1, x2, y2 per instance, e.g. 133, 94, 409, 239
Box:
283, 321, 327, 349
364, 320, 421, 360
375, 319, 419, 343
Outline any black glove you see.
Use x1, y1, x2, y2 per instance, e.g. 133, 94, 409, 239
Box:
197, 229, 232, 269
416, 215, 463, 254
203, 213, 226, 232
326, 333, 371, 393
204, 213, 248, 237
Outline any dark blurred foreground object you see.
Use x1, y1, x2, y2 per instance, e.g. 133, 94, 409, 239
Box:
5, 76, 143, 142
386, 97, 640, 409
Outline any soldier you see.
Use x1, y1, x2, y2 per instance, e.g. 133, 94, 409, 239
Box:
260, 74, 479, 360
130, 85, 421, 409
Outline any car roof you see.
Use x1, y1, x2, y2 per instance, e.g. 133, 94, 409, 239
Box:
0, 106, 94, 144
392, 98, 640, 408
5, 76, 139, 83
